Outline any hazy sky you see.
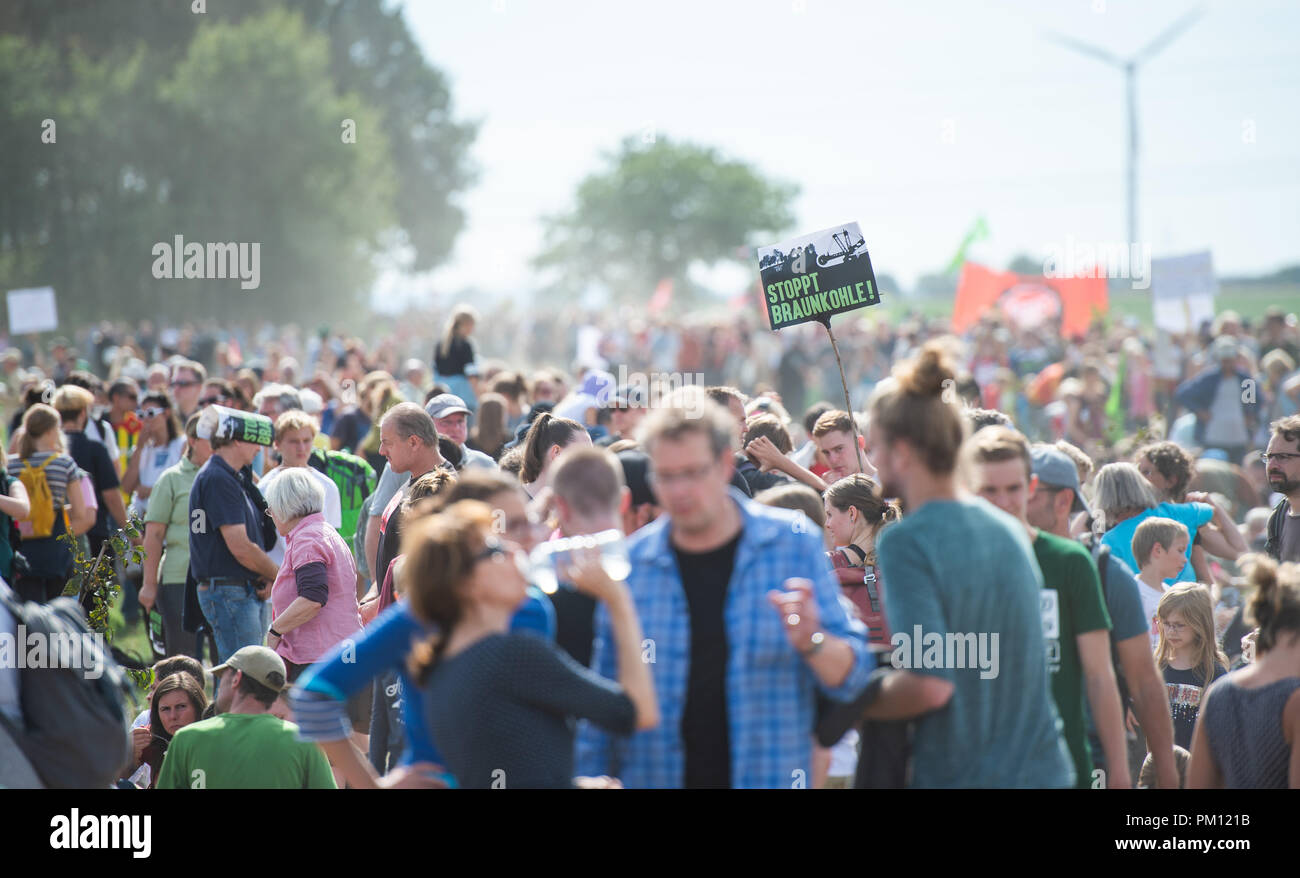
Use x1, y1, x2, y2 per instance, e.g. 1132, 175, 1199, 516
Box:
388, 0, 1300, 308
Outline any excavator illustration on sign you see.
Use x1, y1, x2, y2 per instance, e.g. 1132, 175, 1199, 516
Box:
817, 229, 867, 267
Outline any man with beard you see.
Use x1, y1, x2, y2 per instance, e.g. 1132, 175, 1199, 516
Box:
1263, 415, 1300, 563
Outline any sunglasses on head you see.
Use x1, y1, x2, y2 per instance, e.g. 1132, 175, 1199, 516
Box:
136, 406, 167, 419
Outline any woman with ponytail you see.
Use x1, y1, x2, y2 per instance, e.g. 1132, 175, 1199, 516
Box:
852, 340, 1075, 788
1189, 554, 1300, 788
518, 412, 589, 499
407, 500, 657, 788
823, 474, 899, 645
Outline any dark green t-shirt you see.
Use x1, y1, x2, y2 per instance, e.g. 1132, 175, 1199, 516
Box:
156, 712, 336, 789
1033, 530, 1112, 789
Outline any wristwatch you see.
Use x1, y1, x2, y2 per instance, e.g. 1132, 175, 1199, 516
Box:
800, 631, 825, 656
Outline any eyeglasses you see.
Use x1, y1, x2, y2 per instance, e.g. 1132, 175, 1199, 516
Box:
170, 379, 200, 389
1159, 621, 1188, 633
1260, 452, 1300, 465
135, 407, 166, 419
646, 461, 716, 488
474, 539, 508, 564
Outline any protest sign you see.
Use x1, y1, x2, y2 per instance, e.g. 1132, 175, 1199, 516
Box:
6, 287, 59, 335
196, 405, 274, 447
757, 222, 881, 330
756, 222, 882, 473
1150, 251, 1217, 334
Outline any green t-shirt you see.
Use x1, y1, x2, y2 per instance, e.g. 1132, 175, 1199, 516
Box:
155, 712, 336, 789
1033, 530, 1112, 790
143, 457, 199, 584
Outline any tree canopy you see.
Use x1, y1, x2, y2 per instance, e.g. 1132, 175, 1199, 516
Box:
535, 136, 797, 305
0, 0, 476, 325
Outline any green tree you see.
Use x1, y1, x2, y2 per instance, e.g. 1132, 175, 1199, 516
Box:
535, 136, 797, 305
0, 1, 476, 324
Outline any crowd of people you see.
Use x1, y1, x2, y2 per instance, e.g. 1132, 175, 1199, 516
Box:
2, 299, 1300, 789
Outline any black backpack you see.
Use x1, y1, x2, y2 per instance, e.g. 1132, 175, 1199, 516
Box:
0, 581, 134, 788
1264, 496, 1290, 561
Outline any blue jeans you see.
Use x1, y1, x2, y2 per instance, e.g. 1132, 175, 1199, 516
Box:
196, 579, 267, 665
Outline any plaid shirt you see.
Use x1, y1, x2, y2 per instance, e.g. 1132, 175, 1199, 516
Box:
576, 489, 874, 788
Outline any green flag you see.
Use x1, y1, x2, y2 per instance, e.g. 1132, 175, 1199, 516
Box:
1106, 349, 1127, 443
945, 215, 990, 275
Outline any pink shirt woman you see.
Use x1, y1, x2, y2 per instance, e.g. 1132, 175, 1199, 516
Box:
262, 469, 362, 671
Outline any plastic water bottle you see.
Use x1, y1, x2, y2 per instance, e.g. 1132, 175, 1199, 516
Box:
527, 529, 630, 595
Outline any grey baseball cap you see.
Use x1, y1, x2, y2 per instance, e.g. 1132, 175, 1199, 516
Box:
1030, 445, 1092, 516
425, 393, 471, 420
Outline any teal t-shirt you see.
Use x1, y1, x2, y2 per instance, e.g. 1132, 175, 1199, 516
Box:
877, 497, 1074, 789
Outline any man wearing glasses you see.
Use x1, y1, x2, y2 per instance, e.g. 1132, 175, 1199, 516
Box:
1264, 414, 1300, 563
576, 391, 873, 788
169, 360, 207, 421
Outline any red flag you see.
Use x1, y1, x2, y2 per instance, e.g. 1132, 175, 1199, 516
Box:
953, 262, 1107, 338
648, 278, 674, 316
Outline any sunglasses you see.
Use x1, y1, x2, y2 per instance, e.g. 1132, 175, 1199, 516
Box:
199, 396, 225, 407
135, 406, 167, 419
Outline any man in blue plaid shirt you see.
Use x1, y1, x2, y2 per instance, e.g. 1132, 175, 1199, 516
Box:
576, 393, 875, 788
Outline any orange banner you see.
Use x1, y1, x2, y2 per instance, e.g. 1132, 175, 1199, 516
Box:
952, 262, 1107, 338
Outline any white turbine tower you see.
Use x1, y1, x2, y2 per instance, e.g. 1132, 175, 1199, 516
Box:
1046, 7, 1203, 246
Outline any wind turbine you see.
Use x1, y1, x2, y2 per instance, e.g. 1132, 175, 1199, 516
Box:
1046, 7, 1203, 246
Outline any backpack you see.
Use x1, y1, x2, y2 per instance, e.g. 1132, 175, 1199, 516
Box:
1265, 496, 1290, 561
17, 455, 67, 539
309, 447, 377, 542
1089, 539, 1132, 712
0, 581, 133, 788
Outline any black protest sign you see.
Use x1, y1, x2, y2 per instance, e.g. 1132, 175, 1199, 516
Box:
757, 222, 882, 330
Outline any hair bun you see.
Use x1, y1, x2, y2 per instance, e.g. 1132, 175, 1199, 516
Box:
1244, 554, 1279, 629
898, 342, 956, 398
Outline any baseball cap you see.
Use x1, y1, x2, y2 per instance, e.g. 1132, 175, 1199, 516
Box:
1030, 445, 1092, 517
578, 369, 617, 406
1211, 335, 1240, 361
298, 388, 324, 416
425, 393, 471, 420
209, 646, 287, 693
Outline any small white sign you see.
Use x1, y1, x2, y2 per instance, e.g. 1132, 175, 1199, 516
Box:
6, 287, 58, 335
1151, 251, 1217, 334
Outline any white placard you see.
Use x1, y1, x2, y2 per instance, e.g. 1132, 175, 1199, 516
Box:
7, 287, 59, 335
1151, 252, 1217, 334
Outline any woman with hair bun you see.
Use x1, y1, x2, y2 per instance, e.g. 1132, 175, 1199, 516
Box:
1189, 554, 1300, 788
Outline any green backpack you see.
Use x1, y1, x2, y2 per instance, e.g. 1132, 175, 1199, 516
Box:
308, 447, 377, 546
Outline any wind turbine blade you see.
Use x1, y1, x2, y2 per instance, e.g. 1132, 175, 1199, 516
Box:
1135, 6, 1204, 61
1043, 30, 1123, 67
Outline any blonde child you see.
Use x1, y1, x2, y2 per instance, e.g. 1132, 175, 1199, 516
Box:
1132, 517, 1190, 648
1154, 584, 1229, 751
